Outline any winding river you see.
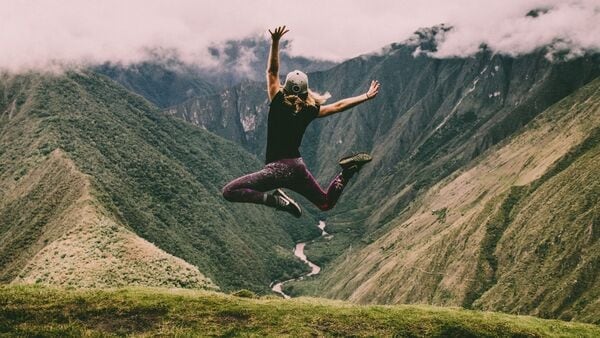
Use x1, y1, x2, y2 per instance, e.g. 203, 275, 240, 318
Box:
270, 221, 329, 298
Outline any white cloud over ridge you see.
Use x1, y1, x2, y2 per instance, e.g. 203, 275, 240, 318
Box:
429, 0, 600, 59
1, 0, 599, 72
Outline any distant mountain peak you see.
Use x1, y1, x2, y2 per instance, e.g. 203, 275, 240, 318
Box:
526, 7, 551, 18
404, 24, 453, 56
361, 24, 454, 59
405, 24, 453, 47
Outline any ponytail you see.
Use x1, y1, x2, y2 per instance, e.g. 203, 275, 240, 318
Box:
282, 89, 331, 112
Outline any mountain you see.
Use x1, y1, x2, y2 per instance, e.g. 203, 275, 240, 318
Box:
302, 77, 600, 323
95, 60, 217, 109
163, 31, 600, 322
203, 36, 338, 87
165, 39, 600, 226
97, 37, 337, 109
2, 25, 598, 323
1, 148, 215, 290
164, 79, 271, 157
0, 71, 320, 293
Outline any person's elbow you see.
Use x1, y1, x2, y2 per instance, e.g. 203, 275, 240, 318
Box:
318, 105, 338, 117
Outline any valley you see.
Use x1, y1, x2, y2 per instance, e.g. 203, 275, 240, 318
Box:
271, 221, 328, 299
1, 28, 598, 328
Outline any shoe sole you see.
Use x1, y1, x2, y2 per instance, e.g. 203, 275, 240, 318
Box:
339, 152, 372, 166
275, 189, 302, 218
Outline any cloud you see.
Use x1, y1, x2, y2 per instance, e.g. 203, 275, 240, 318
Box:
1, 0, 599, 72
429, 0, 600, 59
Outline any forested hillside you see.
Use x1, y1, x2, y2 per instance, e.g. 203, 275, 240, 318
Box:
0, 72, 320, 292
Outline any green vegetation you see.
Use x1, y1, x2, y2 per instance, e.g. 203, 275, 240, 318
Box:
464, 187, 527, 308
432, 207, 448, 224
2, 285, 599, 337
96, 62, 217, 108
473, 119, 600, 323
0, 72, 319, 293
289, 77, 600, 322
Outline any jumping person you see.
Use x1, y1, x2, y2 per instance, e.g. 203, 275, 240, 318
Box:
222, 26, 380, 217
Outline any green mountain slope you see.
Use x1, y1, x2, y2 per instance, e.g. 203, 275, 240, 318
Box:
473, 123, 600, 323
0, 146, 215, 289
297, 77, 600, 323
96, 61, 217, 108
0, 72, 319, 293
166, 43, 599, 240
2, 285, 599, 337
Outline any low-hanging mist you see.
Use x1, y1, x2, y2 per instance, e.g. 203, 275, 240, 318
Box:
1, 0, 599, 72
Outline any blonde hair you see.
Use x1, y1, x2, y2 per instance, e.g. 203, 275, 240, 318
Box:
283, 88, 331, 113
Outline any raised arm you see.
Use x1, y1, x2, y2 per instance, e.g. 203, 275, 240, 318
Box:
266, 26, 289, 101
318, 80, 381, 118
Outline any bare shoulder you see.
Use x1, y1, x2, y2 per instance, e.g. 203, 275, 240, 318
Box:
267, 74, 281, 101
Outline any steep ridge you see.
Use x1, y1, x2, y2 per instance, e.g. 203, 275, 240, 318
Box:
165, 79, 270, 156
0, 72, 318, 292
1, 149, 215, 289
311, 78, 600, 322
96, 61, 217, 109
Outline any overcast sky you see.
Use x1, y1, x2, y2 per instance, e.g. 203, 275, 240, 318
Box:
1, 0, 599, 71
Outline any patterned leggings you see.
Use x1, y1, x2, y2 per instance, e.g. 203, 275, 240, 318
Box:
222, 157, 348, 211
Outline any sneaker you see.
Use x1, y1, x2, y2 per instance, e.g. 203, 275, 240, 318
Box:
272, 189, 302, 218
339, 152, 372, 173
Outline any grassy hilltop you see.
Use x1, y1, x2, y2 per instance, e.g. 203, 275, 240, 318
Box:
1, 285, 599, 337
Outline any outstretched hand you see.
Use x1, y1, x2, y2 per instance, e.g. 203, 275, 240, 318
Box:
366, 80, 381, 100
268, 26, 289, 41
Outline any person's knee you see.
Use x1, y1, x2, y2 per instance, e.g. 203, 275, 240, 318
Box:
222, 184, 235, 202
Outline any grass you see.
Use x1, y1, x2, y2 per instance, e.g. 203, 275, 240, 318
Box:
463, 186, 527, 308
1, 285, 599, 337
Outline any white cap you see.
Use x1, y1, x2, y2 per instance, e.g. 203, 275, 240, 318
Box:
283, 70, 308, 95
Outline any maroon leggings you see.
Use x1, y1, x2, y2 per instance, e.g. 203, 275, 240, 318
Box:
222, 157, 348, 211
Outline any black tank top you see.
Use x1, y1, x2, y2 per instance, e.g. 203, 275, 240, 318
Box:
265, 91, 320, 164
